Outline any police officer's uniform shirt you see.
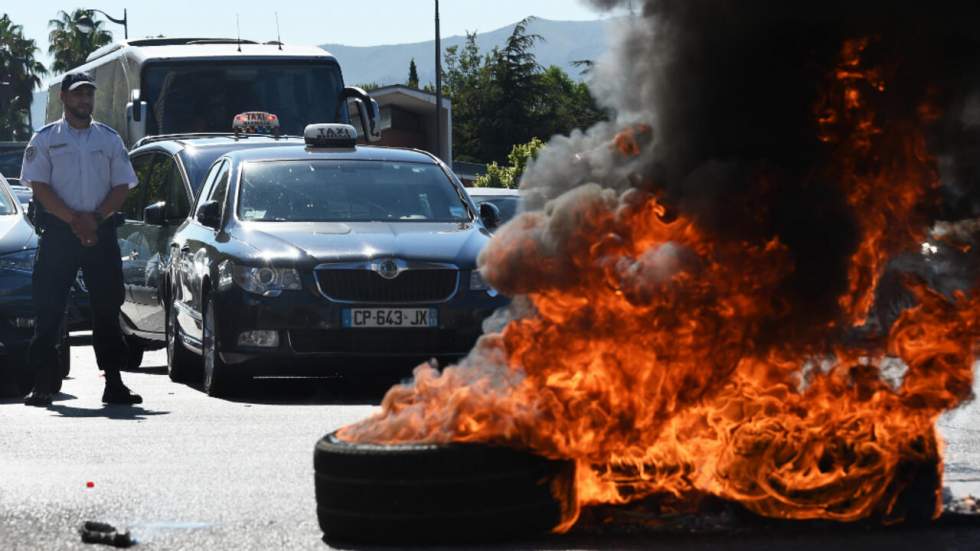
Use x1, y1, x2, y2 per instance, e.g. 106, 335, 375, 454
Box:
21, 118, 138, 213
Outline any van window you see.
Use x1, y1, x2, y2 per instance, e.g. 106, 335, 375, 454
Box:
142, 61, 346, 136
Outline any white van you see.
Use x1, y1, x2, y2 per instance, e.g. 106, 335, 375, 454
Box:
44, 38, 380, 147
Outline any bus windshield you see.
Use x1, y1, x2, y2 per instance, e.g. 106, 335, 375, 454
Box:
142, 61, 346, 136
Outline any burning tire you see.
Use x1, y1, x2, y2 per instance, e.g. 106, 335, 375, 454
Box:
313, 430, 574, 544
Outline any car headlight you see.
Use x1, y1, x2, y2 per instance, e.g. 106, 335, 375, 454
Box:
0, 248, 36, 274
222, 260, 302, 296
469, 270, 498, 296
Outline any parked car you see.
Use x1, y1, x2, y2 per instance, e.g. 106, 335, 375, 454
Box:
0, 173, 71, 394
0, 142, 26, 181
118, 131, 312, 369
155, 124, 506, 396
7, 181, 32, 208
464, 187, 521, 229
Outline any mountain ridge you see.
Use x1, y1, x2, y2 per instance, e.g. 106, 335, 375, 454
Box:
321, 16, 614, 87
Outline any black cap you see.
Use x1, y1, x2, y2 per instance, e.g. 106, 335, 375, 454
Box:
61, 71, 97, 92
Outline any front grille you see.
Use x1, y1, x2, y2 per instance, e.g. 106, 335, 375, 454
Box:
289, 329, 477, 356
315, 269, 458, 303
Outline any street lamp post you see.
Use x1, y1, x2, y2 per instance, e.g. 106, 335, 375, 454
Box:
434, 0, 442, 162
77, 8, 128, 40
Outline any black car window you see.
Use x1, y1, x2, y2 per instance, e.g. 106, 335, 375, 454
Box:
208, 164, 231, 209
197, 160, 226, 209
238, 160, 471, 223
159, 156, 190, 220
143, 155, 169, 212
123, 154, 156, 221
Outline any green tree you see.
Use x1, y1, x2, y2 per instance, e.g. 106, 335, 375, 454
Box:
473, 137, 544, 189
534, 65, 605, 140
442, 18, 606, 164
443, 31, 492, 162
0, 14, 48, 140
48, 9, 112, 74
476, 17, 543, 163
407, 58, 419, 89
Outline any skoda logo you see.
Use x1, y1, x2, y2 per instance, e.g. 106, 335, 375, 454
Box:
377, 260, 400, 280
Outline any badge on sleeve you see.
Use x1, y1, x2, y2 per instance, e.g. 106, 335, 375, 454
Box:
25, 145, 36, 162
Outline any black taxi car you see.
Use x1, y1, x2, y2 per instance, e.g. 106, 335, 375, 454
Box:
163, 123, 505, 396
118, 132, 310, 368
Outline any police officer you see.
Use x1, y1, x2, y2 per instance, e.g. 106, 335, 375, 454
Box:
20, 71, 142, 407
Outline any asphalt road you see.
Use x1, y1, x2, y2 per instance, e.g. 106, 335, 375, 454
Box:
1, 341, 979, 550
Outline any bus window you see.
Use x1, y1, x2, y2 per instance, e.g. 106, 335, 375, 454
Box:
142, 61, 347, 136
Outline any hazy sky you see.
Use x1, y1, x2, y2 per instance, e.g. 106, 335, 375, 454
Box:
6, 1, 625, 71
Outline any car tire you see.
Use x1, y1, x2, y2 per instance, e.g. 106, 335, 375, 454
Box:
202, 295, 246, 397
313, 430, 573, 544
166, 305, 196, 383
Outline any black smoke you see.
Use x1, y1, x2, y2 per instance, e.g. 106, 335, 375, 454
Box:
520, 0, 980, 335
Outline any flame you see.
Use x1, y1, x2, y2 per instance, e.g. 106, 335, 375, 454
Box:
338, 39, 980, 530
817, 38, 940, 325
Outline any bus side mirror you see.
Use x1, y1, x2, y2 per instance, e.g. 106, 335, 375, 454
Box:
343, 87, 382, 143
126, 90, 146, 122
126, 90, 147, 146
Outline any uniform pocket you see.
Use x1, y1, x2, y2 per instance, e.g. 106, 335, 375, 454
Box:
89, 149, 110, 184
49, 148, 79, 184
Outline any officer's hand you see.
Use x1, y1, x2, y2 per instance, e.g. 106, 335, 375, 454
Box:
71, 213, 99, 247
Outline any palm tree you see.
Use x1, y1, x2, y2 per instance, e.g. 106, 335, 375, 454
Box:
48, 9, 113, 74
0, 14, 48, 140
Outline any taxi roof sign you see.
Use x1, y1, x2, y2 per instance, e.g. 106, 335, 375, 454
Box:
304, 123, 357, 148
233, 111, 280, 135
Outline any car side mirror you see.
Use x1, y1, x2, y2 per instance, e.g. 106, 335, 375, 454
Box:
143, 201, 166, 226
196, 200, 222, 229
479, 202, 501, 230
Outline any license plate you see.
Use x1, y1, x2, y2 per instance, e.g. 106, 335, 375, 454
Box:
342, 308, 438, 328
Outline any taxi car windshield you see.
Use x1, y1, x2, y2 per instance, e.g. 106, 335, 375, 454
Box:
238, 160, 472, 223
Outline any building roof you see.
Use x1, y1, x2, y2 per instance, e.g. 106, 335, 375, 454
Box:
370, 84, 452, 112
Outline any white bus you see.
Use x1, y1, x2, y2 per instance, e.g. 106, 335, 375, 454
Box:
44, 38, 380, 147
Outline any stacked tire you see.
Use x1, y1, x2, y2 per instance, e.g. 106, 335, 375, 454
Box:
313, 430, 574, 544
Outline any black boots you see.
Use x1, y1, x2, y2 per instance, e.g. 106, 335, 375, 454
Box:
24, 367, 55, 407
23, 391, 54, 407
102, 368, 142, 404
102, 383, 142, 405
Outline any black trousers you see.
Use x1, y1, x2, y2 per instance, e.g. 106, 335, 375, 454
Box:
29, 217, 126, 391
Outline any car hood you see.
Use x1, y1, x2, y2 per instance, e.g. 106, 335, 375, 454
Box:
0, 215, 36, 255
231, 221, 491, 268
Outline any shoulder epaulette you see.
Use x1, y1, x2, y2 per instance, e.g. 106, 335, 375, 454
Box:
35, 121, 59, 134
92, 121, 120, 136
